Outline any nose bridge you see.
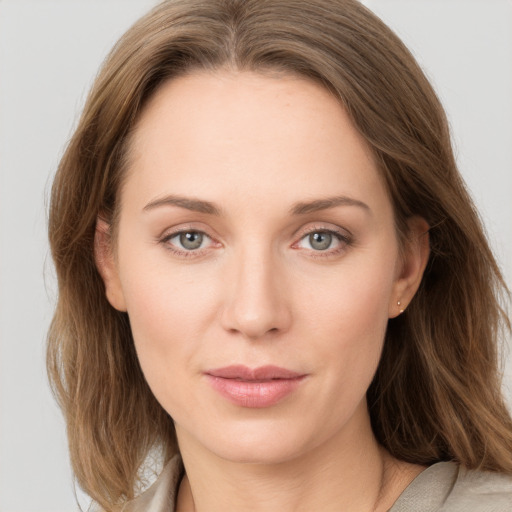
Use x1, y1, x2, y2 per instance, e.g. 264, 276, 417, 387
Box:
221, 241, 291, 339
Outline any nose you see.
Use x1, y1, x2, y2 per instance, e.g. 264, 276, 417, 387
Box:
220, 247, 292, 340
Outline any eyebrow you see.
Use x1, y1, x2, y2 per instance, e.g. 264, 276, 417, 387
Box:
143, 195, 221, 215
142, 194, 370, 216
290, 196, 371, 215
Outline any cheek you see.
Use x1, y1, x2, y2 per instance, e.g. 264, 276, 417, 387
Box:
301, 254, 396, 392
301, 253, 395, 336
120, 245, 218, 332
116, 224, 398, 430
117, 256, 221, 399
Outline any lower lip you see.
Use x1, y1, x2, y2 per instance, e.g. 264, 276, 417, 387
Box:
206, 375, 305, 408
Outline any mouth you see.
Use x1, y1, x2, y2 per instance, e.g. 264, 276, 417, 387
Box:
204, 365, 307, 408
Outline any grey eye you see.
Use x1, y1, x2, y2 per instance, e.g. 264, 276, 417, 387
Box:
179, 231, 204, 250
308, 232, 333, 250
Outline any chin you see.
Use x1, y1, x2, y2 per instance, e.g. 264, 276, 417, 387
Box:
194, 417, 321, 466
216, 442, 308, 466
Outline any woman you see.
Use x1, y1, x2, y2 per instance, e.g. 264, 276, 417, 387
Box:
47, 0, 512, 510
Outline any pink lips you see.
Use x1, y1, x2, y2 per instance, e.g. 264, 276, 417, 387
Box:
205, 365, 306, 408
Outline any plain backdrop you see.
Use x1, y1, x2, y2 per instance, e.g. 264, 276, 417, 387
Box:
0, 1, 511, 511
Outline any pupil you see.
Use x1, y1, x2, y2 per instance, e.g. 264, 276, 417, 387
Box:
180, 232, 203, 250
310, 232, 332, 251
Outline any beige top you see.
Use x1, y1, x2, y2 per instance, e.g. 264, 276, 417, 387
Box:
123, 455, 512, 511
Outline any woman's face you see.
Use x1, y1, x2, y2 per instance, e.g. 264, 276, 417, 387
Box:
98, 70, 426, 464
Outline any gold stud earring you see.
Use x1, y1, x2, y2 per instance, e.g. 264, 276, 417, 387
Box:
397, 301, 404, 314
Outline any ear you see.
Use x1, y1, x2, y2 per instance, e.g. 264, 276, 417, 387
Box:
388, 216, 430, 318
94, 217, 127, 312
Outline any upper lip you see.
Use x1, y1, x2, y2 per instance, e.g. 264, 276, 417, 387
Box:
205, 365, 304, 381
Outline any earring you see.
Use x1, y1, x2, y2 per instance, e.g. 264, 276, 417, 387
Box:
397, 301, 404, 314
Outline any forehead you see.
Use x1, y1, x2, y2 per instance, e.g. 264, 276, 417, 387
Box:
123, 70, 389, 214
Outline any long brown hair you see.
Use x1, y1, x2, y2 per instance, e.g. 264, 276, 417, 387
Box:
47, 0, 512, 509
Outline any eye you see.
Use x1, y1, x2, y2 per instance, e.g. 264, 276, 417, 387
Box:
294, 228, 351, 255
303, 232, 336, 251
163, 230, 212, 252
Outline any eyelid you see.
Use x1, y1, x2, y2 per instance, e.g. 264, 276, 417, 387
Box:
156, 222, 353, 259
293, 223, 352, 242
291, 223, 353, 256
158, 224, 222, 257
158, 221, 218, 240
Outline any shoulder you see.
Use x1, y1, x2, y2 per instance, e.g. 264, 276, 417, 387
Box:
122, 455, 183, 512
445, 465, 512, 511
391, 461, 512, 512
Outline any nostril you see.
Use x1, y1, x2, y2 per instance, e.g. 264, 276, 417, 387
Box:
219, 260, 292, 339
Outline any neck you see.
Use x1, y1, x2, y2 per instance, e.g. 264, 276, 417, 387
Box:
175, 405, 422, 512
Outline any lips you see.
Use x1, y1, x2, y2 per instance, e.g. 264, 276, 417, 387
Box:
205, 365, 306, 408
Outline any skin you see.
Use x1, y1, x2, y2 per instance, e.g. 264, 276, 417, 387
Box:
95, 70, 430, 511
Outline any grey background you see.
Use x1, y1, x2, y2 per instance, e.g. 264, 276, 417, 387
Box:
0, 1, 510, 510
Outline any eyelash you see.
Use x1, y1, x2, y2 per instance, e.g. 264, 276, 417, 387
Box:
292, 226, 353, 259
159, 226, 218, 258
158, 225, 353, 259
